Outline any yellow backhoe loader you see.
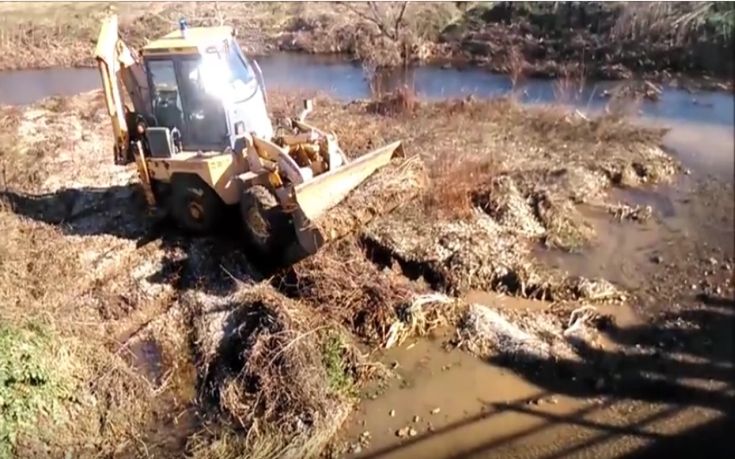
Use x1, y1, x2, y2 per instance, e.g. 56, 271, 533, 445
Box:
95, 16, 409, 261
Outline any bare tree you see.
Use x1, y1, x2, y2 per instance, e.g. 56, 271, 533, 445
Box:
337, 2, 409, 41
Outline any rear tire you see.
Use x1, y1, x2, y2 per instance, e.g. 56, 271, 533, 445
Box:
170, 174, 224, 234
240, 185, 289, 256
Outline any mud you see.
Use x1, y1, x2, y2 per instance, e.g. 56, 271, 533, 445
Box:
339, 322, 731, 459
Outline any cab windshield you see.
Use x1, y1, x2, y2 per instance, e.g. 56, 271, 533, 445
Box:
195, 39, 258, 102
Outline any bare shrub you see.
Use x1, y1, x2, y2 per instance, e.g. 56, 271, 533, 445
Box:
338, 1, 408, 41
339, 1, 413, 69
366, 84, 418, 116
507, 45, 526, 91
424, 150, 499, 220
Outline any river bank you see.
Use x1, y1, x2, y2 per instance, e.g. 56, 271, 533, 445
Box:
0, 2, 732, 91
0, 84, 732, 457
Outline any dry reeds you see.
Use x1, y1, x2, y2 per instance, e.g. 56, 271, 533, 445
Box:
424, 148, 500, 220
507, 45, 526, 91
366, 84, 419, 116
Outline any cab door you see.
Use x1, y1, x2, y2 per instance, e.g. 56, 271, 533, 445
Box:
177, 57, 229, 151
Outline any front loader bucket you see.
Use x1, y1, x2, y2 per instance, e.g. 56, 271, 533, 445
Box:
290, 141, 405, 255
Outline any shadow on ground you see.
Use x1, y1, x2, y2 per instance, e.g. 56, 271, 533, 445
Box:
0, 185, 297, 288
358, 301, 734, 458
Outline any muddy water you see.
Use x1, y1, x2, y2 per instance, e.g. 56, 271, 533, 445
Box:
340, 294, 728, 459
659, 121, 734, 182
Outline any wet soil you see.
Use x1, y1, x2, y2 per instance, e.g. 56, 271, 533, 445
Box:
1, 89, 733, 457
334, 104, 734, 458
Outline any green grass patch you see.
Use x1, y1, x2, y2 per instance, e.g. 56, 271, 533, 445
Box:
0, 323, 75, 457
320, 331, 355, 397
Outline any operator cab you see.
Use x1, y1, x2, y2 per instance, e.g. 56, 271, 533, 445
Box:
140, 20, 272, 157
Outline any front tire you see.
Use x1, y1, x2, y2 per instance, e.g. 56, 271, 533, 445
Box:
240, 185, 289, 256
170, 174, 224, 234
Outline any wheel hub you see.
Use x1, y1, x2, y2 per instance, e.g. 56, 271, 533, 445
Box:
189, 201, 204, 221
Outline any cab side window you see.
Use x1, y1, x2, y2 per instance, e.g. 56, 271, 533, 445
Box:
148, 60, 183, 133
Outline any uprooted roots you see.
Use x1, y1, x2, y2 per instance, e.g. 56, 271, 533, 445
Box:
188, 285, 356, 457
276, 239, 462, 347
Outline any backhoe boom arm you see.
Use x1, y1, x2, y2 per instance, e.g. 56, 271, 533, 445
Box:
94, 15, 150, 165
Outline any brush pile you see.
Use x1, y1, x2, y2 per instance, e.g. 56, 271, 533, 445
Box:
191, 284, 354, 456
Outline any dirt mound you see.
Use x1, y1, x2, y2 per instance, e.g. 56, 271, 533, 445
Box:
534, 191, 595, 252
476, 175, 546, 238
363, 202, 560, 298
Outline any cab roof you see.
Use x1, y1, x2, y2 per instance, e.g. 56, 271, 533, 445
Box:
142, 26, 233, 54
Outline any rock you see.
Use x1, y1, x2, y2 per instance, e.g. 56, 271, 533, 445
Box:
413, 415, 421, 423
389, 409, 396, 417
708, 257, 718, 266
651, 255, 663, 264
430, 407, 441, 415
351, 443, 363, 454
396, 426, 411, 438
408, 427, 418, 437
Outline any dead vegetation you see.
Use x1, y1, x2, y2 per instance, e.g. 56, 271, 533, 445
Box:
0, 2, 460, 71
188, 284, 356, 458
0, 86, 681, 457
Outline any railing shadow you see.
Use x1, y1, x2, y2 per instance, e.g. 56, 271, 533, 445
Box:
358, 298, 734, 459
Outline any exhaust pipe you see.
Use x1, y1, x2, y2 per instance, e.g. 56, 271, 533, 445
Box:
297, 99, 314, 123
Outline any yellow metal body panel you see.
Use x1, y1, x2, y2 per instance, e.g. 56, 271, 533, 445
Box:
147, 152, 247, 205
142, 26, 233, 54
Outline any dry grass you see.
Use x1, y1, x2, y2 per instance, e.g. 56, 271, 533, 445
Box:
424, 148, 500, 220
187, 284, 362, 459
0, 87, 678, 457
